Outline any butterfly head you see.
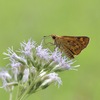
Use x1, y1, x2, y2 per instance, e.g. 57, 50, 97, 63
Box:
51, 34, 57, 40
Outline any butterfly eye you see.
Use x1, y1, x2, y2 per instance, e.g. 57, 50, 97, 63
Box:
52, 36, 56, 39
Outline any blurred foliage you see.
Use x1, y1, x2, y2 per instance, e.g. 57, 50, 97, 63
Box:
0, 0, 100, 100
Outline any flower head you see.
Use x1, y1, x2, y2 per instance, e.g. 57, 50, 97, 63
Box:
0, 38, 79, 100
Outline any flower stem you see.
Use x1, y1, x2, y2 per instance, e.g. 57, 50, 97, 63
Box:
9, 92, 12, 100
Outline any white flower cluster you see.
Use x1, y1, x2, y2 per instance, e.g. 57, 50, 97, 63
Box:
0, 39, 79, 100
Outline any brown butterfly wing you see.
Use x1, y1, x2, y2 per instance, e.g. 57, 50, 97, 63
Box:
60, 36, 89, 57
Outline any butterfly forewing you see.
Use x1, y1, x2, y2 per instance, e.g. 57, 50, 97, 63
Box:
61, 36, 89, 55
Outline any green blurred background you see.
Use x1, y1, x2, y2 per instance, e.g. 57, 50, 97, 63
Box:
0, 0, 99, 100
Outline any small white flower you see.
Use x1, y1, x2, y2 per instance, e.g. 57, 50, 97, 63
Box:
20, 39, 36, 57
50, 48, 73, 70
50, 48, 63, 63
36, 44, 51, 61
4, 47, 27, 65
10, 60, 23, 81
58, 56, 71, 70
4, 47, 18, 59
41, 73, 62, 88
22, 68, 29, 83
0, 70, 13, 91
0, 70, 11, 80
11, 60, 22, 68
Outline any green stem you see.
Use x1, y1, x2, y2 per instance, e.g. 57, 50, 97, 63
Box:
16, 84, 20, 100
17, 77, 41, 100
9, 92, 12, 100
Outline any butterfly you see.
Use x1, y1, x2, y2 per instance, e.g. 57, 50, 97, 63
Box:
49, 34, 89, 59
